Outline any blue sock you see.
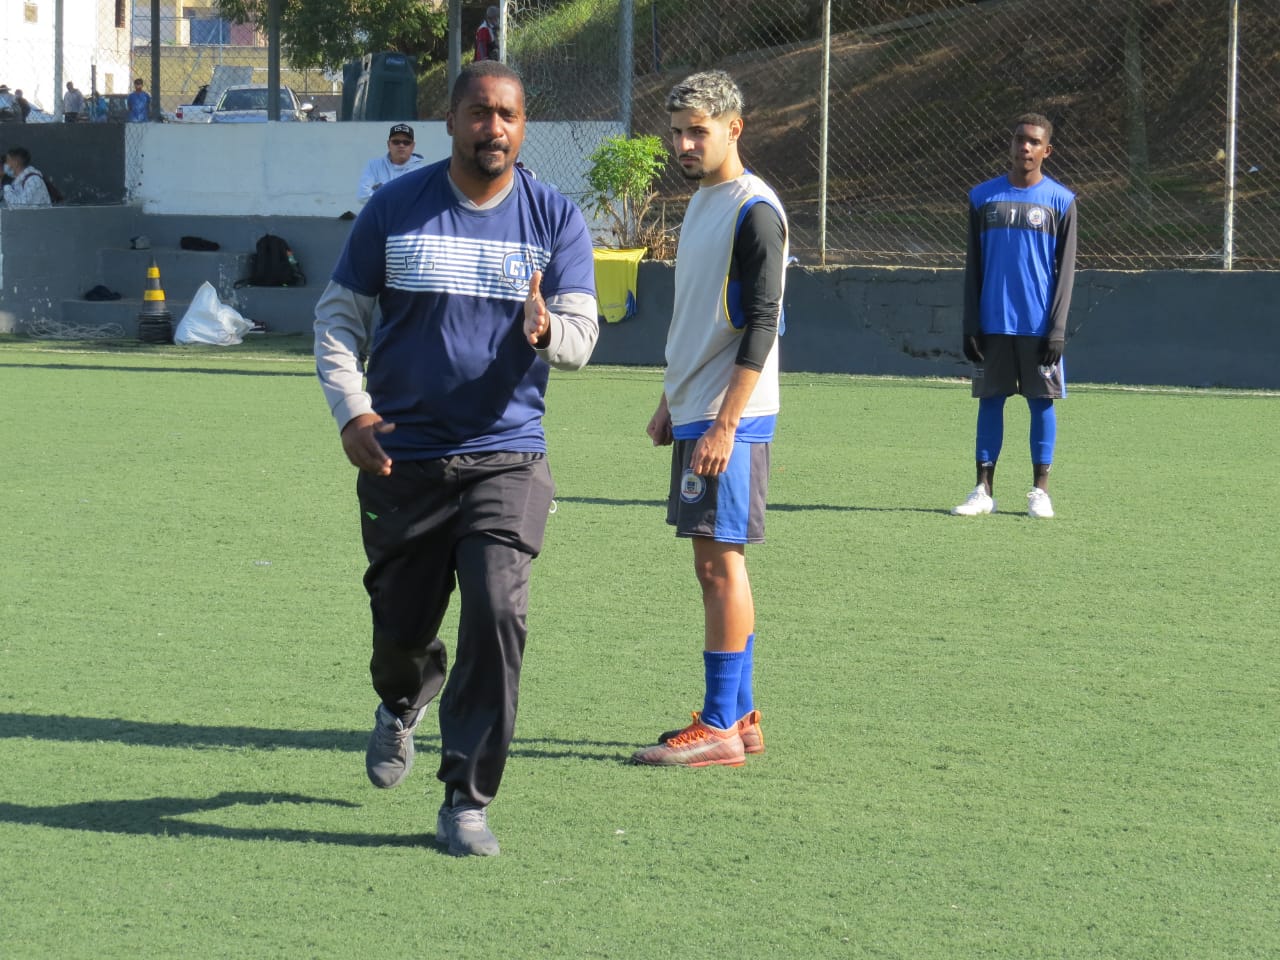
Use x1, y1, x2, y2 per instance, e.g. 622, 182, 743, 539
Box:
975, 395, 1006, 464
1027, 397, 1056, 466
701, 650, 745, 731
735, 634, 755, 719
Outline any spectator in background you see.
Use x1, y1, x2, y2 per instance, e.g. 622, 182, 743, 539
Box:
2, 147, 52, 207
63, 81, 85, 122
356, 123, 426, 205
951, 113, 1077, 520
14, 89, 32, 121
475, 5, 500, 61
89, 92, 109, 123
127, 79, 151, 122
0, 86, 18, 122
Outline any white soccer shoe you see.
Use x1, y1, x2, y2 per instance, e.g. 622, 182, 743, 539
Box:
1027, 488, 1055, 518
951, 484, 996, 516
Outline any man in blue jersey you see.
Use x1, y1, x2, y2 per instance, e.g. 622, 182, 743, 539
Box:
953, 113, 1077, 519
631, 71, 787, 768
314, 61, 599, 856
126, 79, 151, 122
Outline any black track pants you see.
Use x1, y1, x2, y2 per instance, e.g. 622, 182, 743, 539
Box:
356, 452, 554, 806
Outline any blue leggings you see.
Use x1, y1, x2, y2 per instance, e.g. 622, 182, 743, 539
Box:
976, 396, 1056, 466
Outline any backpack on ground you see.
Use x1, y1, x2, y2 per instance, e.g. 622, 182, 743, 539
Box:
240, 233, 305, 287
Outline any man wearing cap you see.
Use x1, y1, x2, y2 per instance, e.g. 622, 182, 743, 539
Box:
357, 124, 427, 205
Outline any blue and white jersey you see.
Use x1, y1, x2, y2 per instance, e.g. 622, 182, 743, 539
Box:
332, 159, 597, 458
964, 174, 1077, 339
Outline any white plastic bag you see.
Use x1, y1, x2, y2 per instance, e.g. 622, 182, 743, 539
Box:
175, 281, 254, 345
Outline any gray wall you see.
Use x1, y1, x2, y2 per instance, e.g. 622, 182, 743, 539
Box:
1, 122, 128, 205
2, 205, 1279, 389
607, 263, 1280, 389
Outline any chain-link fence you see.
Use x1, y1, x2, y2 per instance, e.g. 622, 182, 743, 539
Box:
0, 1, 339, 120
5, 0, 1275, 270
618, 0, 1280, 269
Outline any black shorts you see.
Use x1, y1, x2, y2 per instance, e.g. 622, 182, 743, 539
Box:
971, 334, 1066, 399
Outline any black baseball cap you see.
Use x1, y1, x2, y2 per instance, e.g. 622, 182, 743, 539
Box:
389, 123, 414, 140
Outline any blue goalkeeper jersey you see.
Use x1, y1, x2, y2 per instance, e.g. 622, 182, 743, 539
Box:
964, 174, 1078, 339
331, 159, 596, 459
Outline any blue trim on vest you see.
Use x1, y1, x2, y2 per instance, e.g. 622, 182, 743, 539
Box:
730, 195, 786, 336
672, 414, 776, 443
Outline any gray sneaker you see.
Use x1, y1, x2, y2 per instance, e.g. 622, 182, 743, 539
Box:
436, 790, 500, 857
365, 703, 422, 789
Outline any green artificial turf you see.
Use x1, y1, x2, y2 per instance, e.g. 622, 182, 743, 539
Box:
0, 336, 1276, 959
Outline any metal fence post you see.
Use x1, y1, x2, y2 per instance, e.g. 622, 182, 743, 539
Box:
817, 0, 831, 266
1224, 0, 1240, 270
619, 0, 633, 133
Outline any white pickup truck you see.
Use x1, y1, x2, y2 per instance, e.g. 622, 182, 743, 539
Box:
171, 65, 254, 123
173, 87, 213, 123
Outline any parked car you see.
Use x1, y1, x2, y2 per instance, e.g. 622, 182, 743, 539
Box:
209, 85, 313, 123
91, 94, 131, 122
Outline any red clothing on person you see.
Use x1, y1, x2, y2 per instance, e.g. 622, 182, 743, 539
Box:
475, 21, 498, 61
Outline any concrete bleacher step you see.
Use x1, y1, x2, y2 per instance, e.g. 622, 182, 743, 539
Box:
66, 244, 322, 336
60, 297, 191, 336
99, 246, 251, 301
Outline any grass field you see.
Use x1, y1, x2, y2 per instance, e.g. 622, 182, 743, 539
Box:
1, 335, 1276, 959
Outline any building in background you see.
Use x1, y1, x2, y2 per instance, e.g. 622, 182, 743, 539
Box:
130, 1, 336, 115
0, 0, 131, 112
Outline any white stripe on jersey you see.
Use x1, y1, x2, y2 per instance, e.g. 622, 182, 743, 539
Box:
385, 233, 551, 300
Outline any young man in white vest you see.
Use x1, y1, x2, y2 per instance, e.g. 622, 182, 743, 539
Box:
633, 70, 788, 768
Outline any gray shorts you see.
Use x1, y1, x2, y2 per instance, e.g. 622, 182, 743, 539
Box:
971, 334, 1066, 399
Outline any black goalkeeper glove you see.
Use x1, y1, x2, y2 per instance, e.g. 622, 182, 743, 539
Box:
963, 334, 985, 364
1041, 338, 1064, 366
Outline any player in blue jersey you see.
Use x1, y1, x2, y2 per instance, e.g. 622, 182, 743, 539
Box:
953, 113, 1077, 519
630, 71, 788, 768
314, 61, 599, 856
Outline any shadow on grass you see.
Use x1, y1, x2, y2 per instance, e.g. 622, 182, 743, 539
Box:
0, 362, 313, 378
557, 495, 944, 514
0, 791, 428, 847
0, 713, 639, 757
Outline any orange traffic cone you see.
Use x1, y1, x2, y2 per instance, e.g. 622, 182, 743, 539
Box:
137, 258, 173, 343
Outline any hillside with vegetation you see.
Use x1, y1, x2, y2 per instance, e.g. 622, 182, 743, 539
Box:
434, 0, 1280, 267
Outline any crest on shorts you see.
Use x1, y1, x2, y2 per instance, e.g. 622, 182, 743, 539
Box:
1027, 206, 1046, 228
680, 469, 706, 503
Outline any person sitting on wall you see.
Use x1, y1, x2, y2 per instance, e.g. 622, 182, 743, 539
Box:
2, 147, 52, 207
356, 123, 426, 206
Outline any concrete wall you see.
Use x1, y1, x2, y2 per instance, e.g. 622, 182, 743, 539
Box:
3, 202, 1278, 389
2, 118, 620, 213
0, 122, 128, 206
605, 263, 1280, 389
2, 121, 1278, 387
130, 120, 617, 216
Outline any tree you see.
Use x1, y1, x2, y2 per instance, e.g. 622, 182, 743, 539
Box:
583, 134, 672, 255
216, 0, 447, 73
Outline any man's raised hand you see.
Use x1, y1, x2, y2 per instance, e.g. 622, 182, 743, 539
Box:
523, 269, 550, 347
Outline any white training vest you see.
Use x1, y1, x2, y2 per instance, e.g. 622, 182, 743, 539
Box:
664, 173, 786, 428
